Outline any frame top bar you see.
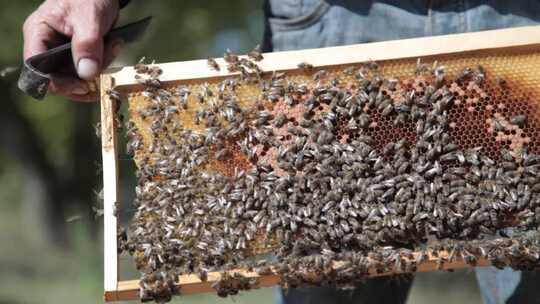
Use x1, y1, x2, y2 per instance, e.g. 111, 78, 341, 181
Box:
104, 25, 540, 88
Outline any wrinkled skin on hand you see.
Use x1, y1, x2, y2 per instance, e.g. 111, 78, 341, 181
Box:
22, 0, 122, 101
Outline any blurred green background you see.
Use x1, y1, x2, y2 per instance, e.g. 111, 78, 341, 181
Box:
0, 1, 485, 303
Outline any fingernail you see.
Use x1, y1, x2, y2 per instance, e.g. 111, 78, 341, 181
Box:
77, 58, 99, 80
72, 85, 89, 95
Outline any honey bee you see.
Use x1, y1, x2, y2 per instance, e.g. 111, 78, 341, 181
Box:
223, 49, 239, 63
207, 57, 220, 71
510, 114, 527, 127
297, 61, 314, 71
247, 45, 264, 61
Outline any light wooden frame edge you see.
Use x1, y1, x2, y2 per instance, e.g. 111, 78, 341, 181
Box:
101, 74, 121, 301
101, 25, 540, 302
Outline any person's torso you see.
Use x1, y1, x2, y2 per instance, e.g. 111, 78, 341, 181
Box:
264, 0, 540, 51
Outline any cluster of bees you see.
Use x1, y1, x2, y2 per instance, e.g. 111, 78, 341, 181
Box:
118, 47, 540, 302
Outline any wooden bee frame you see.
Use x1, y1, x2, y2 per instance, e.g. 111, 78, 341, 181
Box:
101, 25, 540, 301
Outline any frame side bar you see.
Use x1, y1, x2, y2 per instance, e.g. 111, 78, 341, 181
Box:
101, 75, 120, 301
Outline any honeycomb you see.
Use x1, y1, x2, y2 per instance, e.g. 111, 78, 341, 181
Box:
130, 50, 540, 166
122, 48, 540, 302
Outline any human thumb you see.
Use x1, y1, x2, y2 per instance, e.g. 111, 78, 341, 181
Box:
71, 4, 116, 80
72, 23, 103, 80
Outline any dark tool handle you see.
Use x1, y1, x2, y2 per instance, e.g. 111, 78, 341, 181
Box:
18, 16, 152, 100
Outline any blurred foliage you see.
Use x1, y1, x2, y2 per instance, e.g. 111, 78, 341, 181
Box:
119, 0, 263, 61
0, 1, 263, 303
